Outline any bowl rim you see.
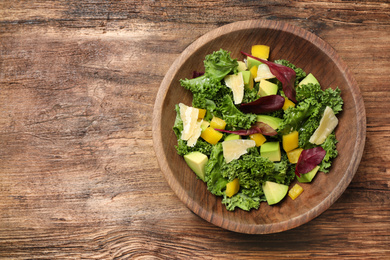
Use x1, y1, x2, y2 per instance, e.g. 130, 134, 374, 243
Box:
152, 19, 366, 234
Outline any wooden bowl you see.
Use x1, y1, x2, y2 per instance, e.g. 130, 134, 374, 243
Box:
152, 20, 366, 234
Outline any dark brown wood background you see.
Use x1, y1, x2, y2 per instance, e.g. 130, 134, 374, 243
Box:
1, 0, 389, 258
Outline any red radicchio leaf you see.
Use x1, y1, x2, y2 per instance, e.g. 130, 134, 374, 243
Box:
214, 126, 261, 136
215, 122, 277, 137
255, 122, 277, 136
240, 95, 285, 114
192, 71, 204, 78
241, 51, 297, 103
295, 147, 326, 177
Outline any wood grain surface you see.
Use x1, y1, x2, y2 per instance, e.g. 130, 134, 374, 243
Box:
0, 0, 389, 259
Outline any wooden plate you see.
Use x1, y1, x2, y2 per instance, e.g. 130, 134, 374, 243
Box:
152, 20, 366, 234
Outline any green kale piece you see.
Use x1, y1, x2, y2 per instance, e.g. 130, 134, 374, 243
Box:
222, 193, 261, 211
217, 95, 257, 130
180, 75, 232, 109
279, 83, 343, 149
297, 116, 321, 149
175, 139, 213, 157
204, 49, 238, 82
218, 148, 294, 211
204, 143, 228, 196
296, 83, 343, 114
320, 133, 339, 172
219, 148, 267, 211
278, 97, 321, 136
220, 148, 271, 197
320, 87, 343, 114
266, 157, 296, 185
220, 147, 272, 181
242, 86, 260, 104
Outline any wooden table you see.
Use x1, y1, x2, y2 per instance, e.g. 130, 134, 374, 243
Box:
1, 1, 389, 258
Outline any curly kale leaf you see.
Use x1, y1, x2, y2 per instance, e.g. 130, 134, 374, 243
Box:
267, 157, 296, 184
175, 139, 213, 157
320, 87, 343, 114
242, 86, 260, 104
320, 133, 339, 172
222, 193, 261, 211
204, 145, 268, 211
297, 116, 321, 148
218, 148, 294, 211
217, 95, 257, 130
219, 148, 268, 211
278, 98, 321, 136
204, 143, 228, 196
204, 49, 238, 82
279, 83, 343, 149
180, 75, 231, 109
296, 83, 343, 114
220, 148, 272, 180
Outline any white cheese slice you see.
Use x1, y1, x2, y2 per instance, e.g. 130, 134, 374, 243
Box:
224, 72, 245, 104
187, 119, 203, 147
222, 139, 256, 163
179, 103, 202, 146
309, 106, 339, 145
255, 63, 276, 82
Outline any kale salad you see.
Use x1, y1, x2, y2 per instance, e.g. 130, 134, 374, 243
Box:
173, 46, 343, 211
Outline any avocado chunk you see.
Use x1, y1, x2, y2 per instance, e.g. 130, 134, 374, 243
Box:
247, 56, 262, 69
298, 73, 319, 87
297, 165, 320, 183
184, 151, 208, 181
262, 181, 289, 205
260, 142, 281, 162
224, 133, 241, 141
241, 70, 254, 90
259, 79, 278, 97
257, 115, 283, 130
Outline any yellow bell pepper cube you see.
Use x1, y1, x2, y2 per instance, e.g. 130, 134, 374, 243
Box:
287, 148, 303, 164
251, 45, 270, 60
198, 108, 207, 119
226, 178, 240, 197
289, 184, 303, 200
210, 116, 226, 130
201, 127, 223, 145
249, 133, 266, 147
283, 131, 299, 152
282, 97, 296, 111
249, 65, 258, 79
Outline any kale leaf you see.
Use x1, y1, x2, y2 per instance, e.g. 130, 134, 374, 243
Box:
204, 49, 238, 82
180, 75, 231, 108
279, 83, 343, 150
296, 83, 343, 114
209, 147, 295, 211
320, 133, 339, 172
204, 143, 228, 196
222, 193, 261, 211
217, 95, 257, 130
